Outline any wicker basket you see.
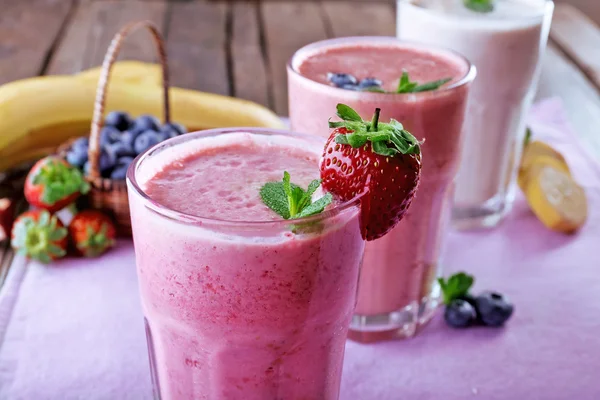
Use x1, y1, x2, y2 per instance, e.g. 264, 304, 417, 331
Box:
59, 20, 172, 237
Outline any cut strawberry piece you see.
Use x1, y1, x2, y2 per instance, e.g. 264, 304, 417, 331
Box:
11, 210, 68, 263
320, 104, 422, 241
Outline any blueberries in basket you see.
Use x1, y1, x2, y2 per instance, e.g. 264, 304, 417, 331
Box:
358, 77, 383, 90
105, 141, 135, 160
120, 130, 141, 150
131, 115, 160, 134
444, 299, 477, 328
104, 111, 133, 131
134, 130, 162, 155
110, 157, 135, 180
71, 137, 89, 152
474, 291, 514, 327
99, 150, 117, 177
100, 126, 121, 147
66, 148, 88, 168
327, 72, 357, 88
160, 122, 187, 138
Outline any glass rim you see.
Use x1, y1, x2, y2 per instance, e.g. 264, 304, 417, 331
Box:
287, 36, 477, 98
126, 127, 364, 228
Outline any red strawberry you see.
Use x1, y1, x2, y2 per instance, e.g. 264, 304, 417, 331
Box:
320, 104, 422, 241
11, 210, 68, 263
68, 210, 116, 257
24, 156, 90, 213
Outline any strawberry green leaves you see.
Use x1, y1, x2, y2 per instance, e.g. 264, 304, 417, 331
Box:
396, 71, 452, 94
464, 0, 495, 13
438, 272, 475, 305
330, 104, 421, 157
33, 159, 90, 204
260, 172, 333, 220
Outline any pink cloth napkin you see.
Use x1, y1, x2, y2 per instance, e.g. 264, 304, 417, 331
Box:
1, 98, 599, 399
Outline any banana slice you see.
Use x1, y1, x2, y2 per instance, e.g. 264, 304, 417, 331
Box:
518, 154, 571, 191
525, 164, 587, 233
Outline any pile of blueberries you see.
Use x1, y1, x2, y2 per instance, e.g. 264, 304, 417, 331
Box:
327, 73, 383, 92
66, 111, 186, 180
445, 291, 514, 328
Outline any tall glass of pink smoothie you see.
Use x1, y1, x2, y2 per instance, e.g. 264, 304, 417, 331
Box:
126, 128, 365, 399
287, 37, 475, 341
398, 0, 554, 229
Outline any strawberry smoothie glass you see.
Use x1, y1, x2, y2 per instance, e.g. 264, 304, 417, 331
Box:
127, 128, 365, 399
287, 37, 475, 341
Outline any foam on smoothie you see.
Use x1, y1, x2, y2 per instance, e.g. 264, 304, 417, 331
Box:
294, 41, 468, 92
138, 132, 323, 221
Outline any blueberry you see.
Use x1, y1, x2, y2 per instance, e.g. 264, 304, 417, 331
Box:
99, 150, 117, 177
358, 77, 383, 89
341, 83, 360, 91
100, 126, 121, 147
110, 164, 129, 180
66, 148, 88, 167
71, 137, 89, 152
131, 115, 160, 134
83, 161, 90, 175
121, 130, 140, 150
104, 111, 133, 131
474, 291, 514, 327
327, 72, 357, 88
160, 122, 187, 138
105, 141, 134, 159
444, 299, 477, 328
134, 130, 162, 154
117, 156, 135, 166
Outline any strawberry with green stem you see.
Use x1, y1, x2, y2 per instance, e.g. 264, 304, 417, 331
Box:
24, 156, 90, 213
320, 104, 422, 240
68, 210, 116, 257
11, 210, 68, 263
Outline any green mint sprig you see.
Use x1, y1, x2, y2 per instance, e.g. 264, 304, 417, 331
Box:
329, 103, 421, 157
396, 71, 452, 94
438, 272, 475, 305
260, 172, 333, 220
464, 0, 495, 13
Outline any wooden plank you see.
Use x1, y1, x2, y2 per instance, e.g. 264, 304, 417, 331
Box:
537, 43, 600, 159
321, 0, 396, 37
550, 4, 600, 90
46, 0, 169, 75
166, 1, 230, 95
554, 0, 600, 26
0, 0, 73, 83
261, 1, 329, 115
231, 1, 270, 108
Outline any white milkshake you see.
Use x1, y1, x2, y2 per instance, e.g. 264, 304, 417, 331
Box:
397, 0, 554, 229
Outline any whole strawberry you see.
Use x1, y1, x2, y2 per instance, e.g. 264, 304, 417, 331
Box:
11, 210, 68, 263
24, 156, 90, 213
320, 104, 422, 240
69, 210, 116, 257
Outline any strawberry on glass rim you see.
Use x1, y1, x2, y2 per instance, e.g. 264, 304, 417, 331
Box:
320, 104, 422, 240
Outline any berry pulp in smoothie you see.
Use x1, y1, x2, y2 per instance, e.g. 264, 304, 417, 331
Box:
288, 38, 473, 340
127, 131, 364, 399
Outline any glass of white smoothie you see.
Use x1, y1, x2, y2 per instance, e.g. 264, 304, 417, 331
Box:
397, 0, 554, 229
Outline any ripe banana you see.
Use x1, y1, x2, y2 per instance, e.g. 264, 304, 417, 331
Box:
75, 61, 162, 86
0, 63, 284, 172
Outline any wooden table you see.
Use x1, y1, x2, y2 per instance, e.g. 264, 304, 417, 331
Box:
1, 0, 600, 283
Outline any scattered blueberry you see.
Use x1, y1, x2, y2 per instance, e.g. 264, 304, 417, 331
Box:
444, 299, 477, 328
100, 126, 121, 147
130, 115, 160, 134
71, 137, 89, 152
474, 291, 514, 327
104, 111, 133, 131
358, 77, 383, 90
160, 122, 187, 138
66, 148, 88, 167
327, 72, 358, 88
105, 141, 135, 159
134, 130, 162, 155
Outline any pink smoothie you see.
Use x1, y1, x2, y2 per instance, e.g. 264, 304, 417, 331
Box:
288, 38, 474, 340
127, 131, 364, 399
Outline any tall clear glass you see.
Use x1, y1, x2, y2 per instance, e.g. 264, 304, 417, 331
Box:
127, 128, 365, 399
397, 0, 554, 229
287, 37, 475, 341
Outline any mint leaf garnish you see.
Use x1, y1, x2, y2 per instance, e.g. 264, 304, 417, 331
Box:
438, 272, 475, 305
336, 104, 363, 122
464, 0, 494, 13
330, 104, 422, 157
260, 173, 333, 220
396, 71, 451, 94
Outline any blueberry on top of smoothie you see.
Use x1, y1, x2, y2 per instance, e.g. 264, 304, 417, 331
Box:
327, 73, 358, 88
358, 77, 382, 90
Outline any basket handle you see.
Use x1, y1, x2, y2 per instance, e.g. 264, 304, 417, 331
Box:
88, 20, 171, 180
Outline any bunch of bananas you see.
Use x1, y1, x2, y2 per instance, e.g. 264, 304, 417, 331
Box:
0, 61, 284, 172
